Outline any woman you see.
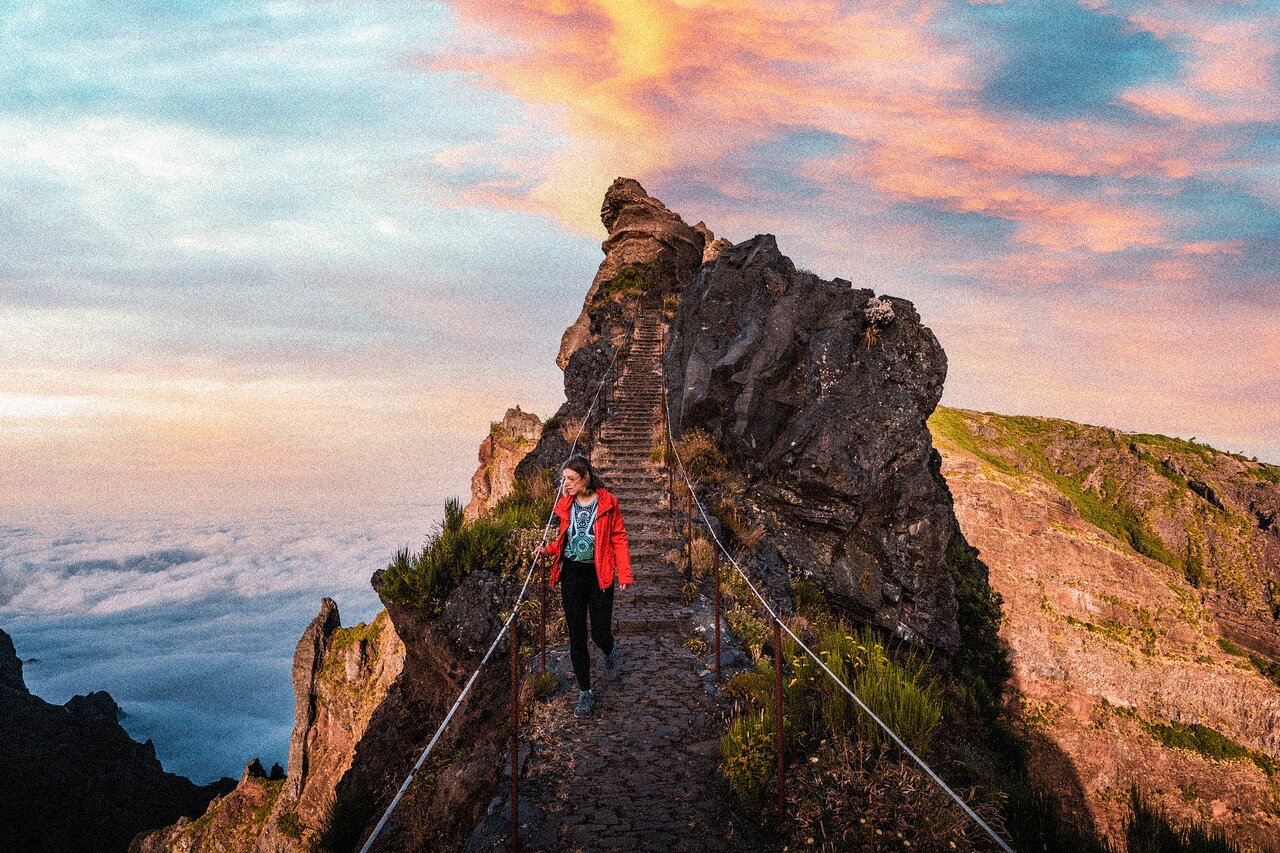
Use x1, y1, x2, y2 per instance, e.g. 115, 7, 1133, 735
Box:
535, 455, 633, 718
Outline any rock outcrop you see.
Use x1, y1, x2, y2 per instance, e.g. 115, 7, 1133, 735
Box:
555, 177, 705, 371
932, 406, 1280, 847
464, 406, 543, 521
519, 178, 725, 485
133, 605, 404, 852
0, 628, 233, 853
665, 234, 965, 650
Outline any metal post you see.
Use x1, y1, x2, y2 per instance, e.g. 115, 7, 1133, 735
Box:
713, 549, 721, 684
539, 554, 547, 675
510, 616, 519, 852
684, 499, 694, 580
773, 617, 785, 819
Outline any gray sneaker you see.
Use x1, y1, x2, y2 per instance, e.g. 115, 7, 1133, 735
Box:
574, 689, 595, 718
605, 642, 619, 670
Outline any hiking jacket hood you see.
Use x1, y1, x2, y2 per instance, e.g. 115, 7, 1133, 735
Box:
545, 487, 633, 590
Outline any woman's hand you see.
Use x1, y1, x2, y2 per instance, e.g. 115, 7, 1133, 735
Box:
618, 583, 629, 591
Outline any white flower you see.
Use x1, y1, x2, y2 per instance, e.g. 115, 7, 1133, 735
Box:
864, 296, 895, 326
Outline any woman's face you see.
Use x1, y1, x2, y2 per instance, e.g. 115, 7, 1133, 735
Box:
562, 468, 587, 496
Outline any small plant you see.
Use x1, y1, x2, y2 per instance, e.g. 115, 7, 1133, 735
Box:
688, 536, 716, 578
728, 606, 769, 660
720, 710, 775, 812
275, 810, 304, 840
528, 671, 558, 698
684, 636, 709, 656
663, 293, 680, 314
861, 296, 895, 348
681, 580, 699, 604
677, 427, 727, 481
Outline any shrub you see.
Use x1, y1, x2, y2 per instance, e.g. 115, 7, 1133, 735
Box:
528, 671, 558, 698
594, 266, 647, 303
790, 623, 943, 754
1125, 786, 1240, 853
678, 427, 727, 481
720, 710, 776, 813
663, 293, 680, 314
276, 811, 304, 840
786, 737, 1004, 852
1141, 718, 1274, 773
942, 536, 1012, 719
728, 605, 769, 660
791, 579, 826, 616
377, 484, 552, 613
688, 536, 716, 578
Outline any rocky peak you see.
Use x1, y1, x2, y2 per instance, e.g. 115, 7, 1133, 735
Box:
0, 629, 27, 694
287, 597, 341, 798
556, 177, 705, 369
465, 406, 544, 521
666, 231, 961, 649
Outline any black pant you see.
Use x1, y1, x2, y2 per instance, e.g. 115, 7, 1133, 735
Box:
559, 558, 615, 691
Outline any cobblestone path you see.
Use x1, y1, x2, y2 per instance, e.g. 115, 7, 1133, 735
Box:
466, 312, 774, 852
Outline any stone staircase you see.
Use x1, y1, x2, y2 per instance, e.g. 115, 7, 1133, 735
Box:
592, 313, 691, 637
465, 311, 771, 853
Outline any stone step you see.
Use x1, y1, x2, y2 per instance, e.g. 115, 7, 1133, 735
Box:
613, 617, 689, 636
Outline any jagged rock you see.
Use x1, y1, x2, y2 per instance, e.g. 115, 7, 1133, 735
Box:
555, 177, 704, 370
694, 221, 732, 264
465, 406, 543, 522
521, 178, 705, 483
0, 629, 233, 853
134, 607, 404, 852
0, 629, 26, 693
665, 233, 962, 649
287, 597, 341, 798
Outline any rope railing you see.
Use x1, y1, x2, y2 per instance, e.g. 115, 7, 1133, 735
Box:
660, 334, 1016, 853
358, 326, 630, 853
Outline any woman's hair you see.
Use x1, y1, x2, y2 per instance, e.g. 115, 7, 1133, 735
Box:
560, 455, 606, 493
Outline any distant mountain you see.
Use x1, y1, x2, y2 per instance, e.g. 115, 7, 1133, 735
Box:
932, 406, 1280, 846
0, 628, 234, 853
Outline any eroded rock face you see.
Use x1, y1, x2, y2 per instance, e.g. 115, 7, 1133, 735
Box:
933, 406, 1280, 847
0, 629, 233, 853
132, 606, 405, 853
465, 406, 544, 522
665, 234, 962, 649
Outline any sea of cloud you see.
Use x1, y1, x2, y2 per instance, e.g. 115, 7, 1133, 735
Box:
0, 500, 442, 784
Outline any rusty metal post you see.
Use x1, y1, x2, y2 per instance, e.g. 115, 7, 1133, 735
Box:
713, 549, 722, 684
510, 616, 519, 852
773, 617, 785, 819
539, 554, 547, 675
684, 499, 694, 580
670, 432, 680, 517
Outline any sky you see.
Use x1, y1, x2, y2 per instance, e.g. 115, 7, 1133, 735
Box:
1, 0, 1278, 782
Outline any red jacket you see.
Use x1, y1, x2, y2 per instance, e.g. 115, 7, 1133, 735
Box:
545, 487, 633, 590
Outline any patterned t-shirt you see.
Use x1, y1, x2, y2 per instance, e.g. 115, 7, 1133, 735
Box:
564, 495, 599, 562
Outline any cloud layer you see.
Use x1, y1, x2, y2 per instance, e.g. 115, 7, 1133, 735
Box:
2, 501, 438, 782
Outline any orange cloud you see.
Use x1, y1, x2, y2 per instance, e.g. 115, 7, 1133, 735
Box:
425, 0, 1257, 256
1122, 5, 1280, 124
